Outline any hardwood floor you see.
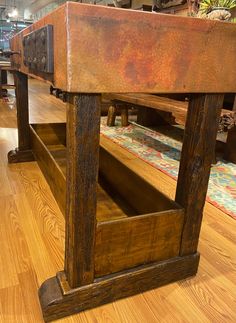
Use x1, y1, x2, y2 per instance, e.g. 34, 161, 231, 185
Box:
0, 79, 235, 322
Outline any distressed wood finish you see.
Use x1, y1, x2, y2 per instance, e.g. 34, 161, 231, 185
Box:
8, 71, 34, 163
233, 95, 236, 111
137, 107, 170, 126
99, 145, 178, 214
30, 122, 181, 223
10, 2, 236, 93
30, 122, 184, 277
1, 78, 236, 322
107, 104, 129, 127
103, 93, 235, 129
95, 209, 184, 277
175, 94, 224, 256
103, 93, 188, 113
104, 93, 236, 163
225, 127, 236, 163
39, 253, 200, 322
107, 105, 117, 126
65, 94, 101, 288
8, 3, 236, 321
30, 123, 66, 214
120, 107, 129, 126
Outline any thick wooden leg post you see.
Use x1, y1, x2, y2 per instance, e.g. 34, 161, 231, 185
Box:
233, 94, 236, 111
137, 107, 158, 126
121, 107, 129, 126
64, 94, 101, 288
107, 103, 129, 127
175, 94, 224, 256
224, 126, 236, 163
39, 93, 103, 319
137, 107, 172, 127
224, 94, 236, 163
8, 71, 34, 163
107, 104, 117, 126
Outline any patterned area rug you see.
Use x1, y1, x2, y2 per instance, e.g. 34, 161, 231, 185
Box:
100, 118, 236, 220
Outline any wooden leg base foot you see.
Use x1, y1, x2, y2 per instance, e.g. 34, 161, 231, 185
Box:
8, 148, 35, 163
39, 253, 200, 322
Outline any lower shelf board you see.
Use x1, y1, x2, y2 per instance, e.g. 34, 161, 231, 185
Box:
41, 144, 135, 221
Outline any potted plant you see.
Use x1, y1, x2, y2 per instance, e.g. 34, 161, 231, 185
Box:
198, 0, 236, 20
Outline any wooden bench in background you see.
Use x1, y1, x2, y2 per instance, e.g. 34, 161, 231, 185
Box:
104, 93, 236, 163
0, 62, 16, 99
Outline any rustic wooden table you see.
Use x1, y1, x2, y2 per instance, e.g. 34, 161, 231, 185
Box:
8, 3, 236, 321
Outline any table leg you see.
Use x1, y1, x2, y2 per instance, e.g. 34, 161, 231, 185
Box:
64, 93, 101, 288
224, 94, 236, 163
137, 106, 172, 126
8, 71, 34, 163
233, 94, 236, 111
224, 126, 236, 163
38, 93, 200, 321
175, 94, 224, 256
107, 104, 117, 126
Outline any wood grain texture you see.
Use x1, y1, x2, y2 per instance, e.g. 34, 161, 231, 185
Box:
104, 93, 188, 114
95, 209, 184, 276
107, 104, 129, 127
106, 93, 235, 164
14, 71, 30, 150
120, 108, 129, 127
8, 71, 34, 163
30, 102, 186, 283
10, 3, 236, 93
99, 145, 179, 214
1, 79, 236, 322
175, 94, 224, 256
233, 95, 236, 111
65, 94, 101, 288
225, 126, 236, 163
104, 93, 235, 128
29, 118, 185, 246
30, 124, 66, 214
39, 253, 200, 322
137, 106, 168, 126
0, 197, 20, 289
107, 105, 116, 126
29, 123, 140, 223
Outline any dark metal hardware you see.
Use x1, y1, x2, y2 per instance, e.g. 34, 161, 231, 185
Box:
0, 50, 20, 58
23, 25, 54, 74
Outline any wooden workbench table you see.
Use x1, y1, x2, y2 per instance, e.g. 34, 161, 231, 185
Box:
8, 3, 236, 321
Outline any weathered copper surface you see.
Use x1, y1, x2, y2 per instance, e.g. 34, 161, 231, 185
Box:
10, 5, 67, 86
10, 2, 236, 93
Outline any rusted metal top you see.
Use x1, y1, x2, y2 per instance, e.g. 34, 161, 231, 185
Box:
10, 2, 236, 93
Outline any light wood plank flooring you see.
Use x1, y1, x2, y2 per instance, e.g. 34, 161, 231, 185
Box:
0, 79, 235, 322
